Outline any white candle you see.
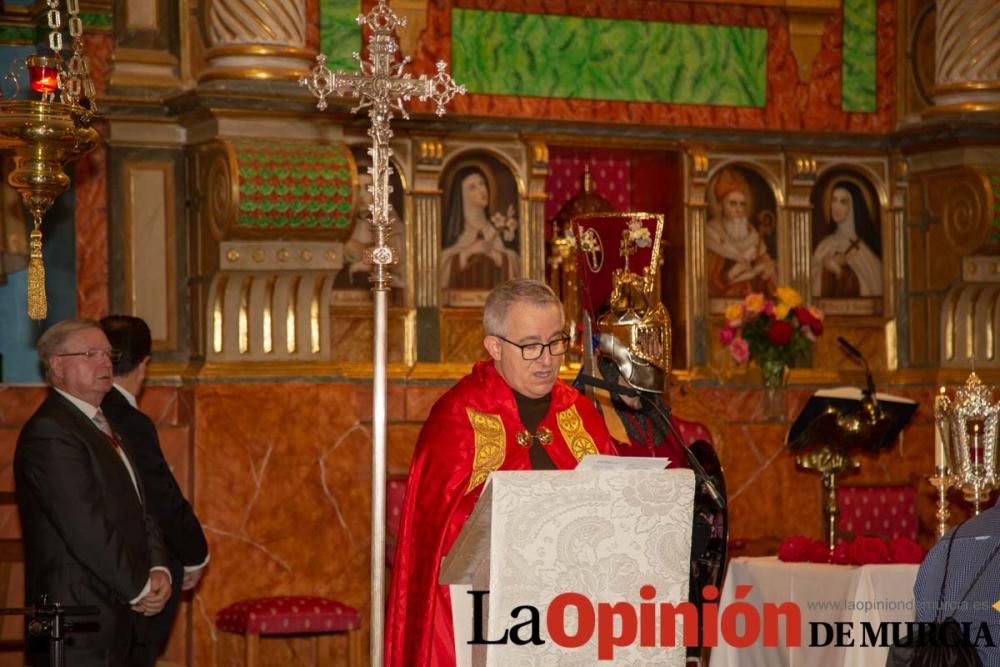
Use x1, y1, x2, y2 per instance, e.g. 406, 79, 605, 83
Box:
934, 387, 947, 471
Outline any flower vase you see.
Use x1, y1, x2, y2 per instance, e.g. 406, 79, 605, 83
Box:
760, 359, 787, 421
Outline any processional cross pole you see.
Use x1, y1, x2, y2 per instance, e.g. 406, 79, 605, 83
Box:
299, 2, 464, 664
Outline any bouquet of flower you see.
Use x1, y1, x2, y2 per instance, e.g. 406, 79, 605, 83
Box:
719, 287, 824, 384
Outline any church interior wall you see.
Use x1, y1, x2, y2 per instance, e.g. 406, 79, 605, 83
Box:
1, 0, 999, 663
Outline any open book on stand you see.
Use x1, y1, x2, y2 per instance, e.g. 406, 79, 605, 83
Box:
787, 386, 918, 453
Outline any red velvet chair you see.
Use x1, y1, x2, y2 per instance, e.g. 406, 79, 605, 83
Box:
836, 483, 919, 542
215, 595, 362, 666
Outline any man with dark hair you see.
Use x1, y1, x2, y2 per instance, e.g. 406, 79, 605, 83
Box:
16, 319, 171, 666
100, 315, 209, 666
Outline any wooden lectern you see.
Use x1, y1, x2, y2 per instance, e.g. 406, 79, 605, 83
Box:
440, 468, 695, 666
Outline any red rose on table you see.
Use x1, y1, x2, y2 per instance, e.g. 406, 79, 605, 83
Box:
831, 540, 854, 565
778, 535, 813, 562
806, 539, 832, 563
889, 537, 926, 564
849, 536, 891, 565
768, 319, 794, 346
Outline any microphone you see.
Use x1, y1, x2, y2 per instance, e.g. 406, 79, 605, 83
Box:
837, 336, 880, 417
837, 336, 863, 361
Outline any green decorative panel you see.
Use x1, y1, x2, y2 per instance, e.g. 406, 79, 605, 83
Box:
80, 12, 114, 30
842, 0, 876, 112
452, 9, 767, 107
320, 0, 361, 71
232, 140, 355, 232
0, 25, 35, 43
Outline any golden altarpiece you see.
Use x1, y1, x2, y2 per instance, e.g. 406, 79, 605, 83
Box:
0, 0, 999, 663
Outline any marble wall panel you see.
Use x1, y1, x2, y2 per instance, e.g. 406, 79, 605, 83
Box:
191, 383, 373, 666
0, 386, 46, 427
140, 385, 184, 426
403, 384, 448, 422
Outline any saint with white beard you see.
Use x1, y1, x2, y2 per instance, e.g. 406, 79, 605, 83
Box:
704, 168, 777, 298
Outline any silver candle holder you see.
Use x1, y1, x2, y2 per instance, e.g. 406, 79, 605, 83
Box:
933, 373, 1000, 536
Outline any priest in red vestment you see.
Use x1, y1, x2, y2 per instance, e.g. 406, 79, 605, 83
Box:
385, 279, 617, 667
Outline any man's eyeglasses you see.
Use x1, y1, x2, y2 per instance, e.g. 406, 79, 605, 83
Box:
493, 335, 570, 360
55, 349, 122, 363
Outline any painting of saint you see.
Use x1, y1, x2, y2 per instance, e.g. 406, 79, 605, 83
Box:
810, 177, 882, 299
705, 166, 778, 299
439, 158, 521, 295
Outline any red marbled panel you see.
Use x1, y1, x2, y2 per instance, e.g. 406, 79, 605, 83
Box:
408, 0, 894, 132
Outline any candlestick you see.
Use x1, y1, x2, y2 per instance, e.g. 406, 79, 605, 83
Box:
928, 469, 951, 539
934, 387, 947, 470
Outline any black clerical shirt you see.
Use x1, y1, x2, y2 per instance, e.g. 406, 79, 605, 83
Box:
513, 390, 557, 470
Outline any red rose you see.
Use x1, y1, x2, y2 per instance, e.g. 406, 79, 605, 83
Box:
889, 537, 926, 564
794, 306, 824, 336
831, 540, 854, 565
768, 319, 795, 346
778, 535, 813, 562
848, 536, 891, 565
806, 539, 832, 563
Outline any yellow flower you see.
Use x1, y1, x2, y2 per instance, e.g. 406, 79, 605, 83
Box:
776, 286, 802, 308
724, 303, 744, 325
744, 293, 765, 313
774, 303, 790, 319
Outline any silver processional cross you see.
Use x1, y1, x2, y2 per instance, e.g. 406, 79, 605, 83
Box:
299, 2, 464, 665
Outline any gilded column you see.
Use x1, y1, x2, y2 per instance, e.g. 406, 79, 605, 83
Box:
931, 0, 1000, 112
688, 204, 708, 366
788, 205, 813, 302
199, 0, 313, 82
687, 151, 709, 367
525, 143, 550, 281
412, 188, 442, 309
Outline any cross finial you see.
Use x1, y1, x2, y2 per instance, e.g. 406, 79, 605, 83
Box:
299, 0, 464, 288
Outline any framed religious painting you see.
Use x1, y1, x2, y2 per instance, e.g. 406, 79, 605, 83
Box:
705, 164, 779, 314
809, 171, 883, 316
332, 148, 407, 306
439, 152, 521, 308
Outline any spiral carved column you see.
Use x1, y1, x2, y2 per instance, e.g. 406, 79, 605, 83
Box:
199, 0, 313, 82
931, 0, 1000, 113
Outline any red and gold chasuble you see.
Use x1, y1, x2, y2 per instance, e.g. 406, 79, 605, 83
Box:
385, 360, 617, 667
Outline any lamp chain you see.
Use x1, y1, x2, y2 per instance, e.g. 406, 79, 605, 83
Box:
45, 0, 63, 53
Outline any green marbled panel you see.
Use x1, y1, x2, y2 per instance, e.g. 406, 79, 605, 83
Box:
842, 0, 876, 112
452, 9, 767, 107
320, 0, 361, 71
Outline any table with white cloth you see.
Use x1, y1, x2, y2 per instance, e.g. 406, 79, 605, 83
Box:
708, 556, 919, 667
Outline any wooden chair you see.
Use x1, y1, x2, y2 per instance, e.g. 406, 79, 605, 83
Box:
215, 596, 362, 667
0, 491, 25, 657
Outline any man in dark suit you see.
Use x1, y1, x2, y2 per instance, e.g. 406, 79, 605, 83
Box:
100, 315, 209, 666
15, 320, 172, 667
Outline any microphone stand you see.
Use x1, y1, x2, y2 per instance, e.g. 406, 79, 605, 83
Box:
837, 336, 882, 422
0, 596, 99, 667
575, 373, 726, 510
639, 393, 727, 511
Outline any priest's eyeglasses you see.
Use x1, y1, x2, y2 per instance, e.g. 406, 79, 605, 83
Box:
55, 348, 122, 362
494, 335, 571, 360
